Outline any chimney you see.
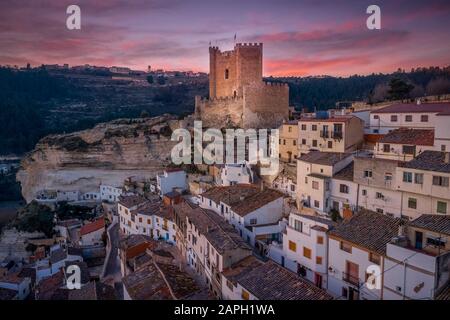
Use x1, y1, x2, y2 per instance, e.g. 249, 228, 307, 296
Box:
398, 224, 405, 237
416, 98, 421, 105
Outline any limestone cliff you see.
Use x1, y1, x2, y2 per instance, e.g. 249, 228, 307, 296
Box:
17, 115, 183, 202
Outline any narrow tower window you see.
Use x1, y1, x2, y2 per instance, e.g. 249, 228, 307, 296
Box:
225, 69, 229, 79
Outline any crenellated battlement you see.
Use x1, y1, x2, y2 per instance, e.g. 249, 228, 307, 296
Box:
235, 42, 263, 48
263, 81, 289, 87
199, 95, 243, 103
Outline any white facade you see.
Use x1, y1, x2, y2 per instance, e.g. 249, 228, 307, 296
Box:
0, 277, 31, 300
100, 185, 123, 202
219, 163, 253, 186
327, 238, 383, 300
56, 190, 80, 202
280, 214, 331, 289
156, 169, 187, 197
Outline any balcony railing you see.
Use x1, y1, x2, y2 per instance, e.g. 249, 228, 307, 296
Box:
342, 272, 360, 286
331, 131, 343, 140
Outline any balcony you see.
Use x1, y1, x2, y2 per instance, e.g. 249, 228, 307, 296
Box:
331, 131, 343, 140
320, 131, 329, 138
342, 272, 360, 286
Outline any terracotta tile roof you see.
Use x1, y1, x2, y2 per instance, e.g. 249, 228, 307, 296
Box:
298, 151, 352, 166
329, 209, 404, 255
333, 162, 354, 181
235, 260, 333, 300
79, 217, 105, 236
122, 263, 173, 300
36, 271, 65, 300
400, 150, 450, 173
379, 128, 434, 146
119, 194, 148, 208
371, 102, 450, 114
155, 262, 201, 299
299, 115, 358, 123
200, 184, 260, 207
296, 214, 337, 228
201, 185, 283, 217
0, 272, 24, 285
409, 214, 450, 236
186, 207, 252, 254
231, 189, 284, 217
222, 255, 264, 285
68, 281, 117, 300
436, 286, 450, 300
364, 134, 385, 144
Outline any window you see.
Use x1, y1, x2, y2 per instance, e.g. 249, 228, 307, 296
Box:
376, 208, 384, 214
362, 189, 367, 196
312, 140, 318, 147
414, 173, 424, 184
305, 177, 308, 184
301, 124, 307, 130
437, 201, 447, 214
312, 181, 319, 190
376, 192, 384, 199
408, 197, 417, 209
225, 69, 229, 79
302, 139, 306, 145
290, 185, 295, 192
433, 176, 449, 187
405, 115, 413, 122
340, 241, 352, 253
390, 115, 398, 122
383, 144, 391, 153
403, 145, 416, 155
364, 170, 373, 178
289, 241, 297, 252
316, 256, 323, 265
385, 173, 393, 181
427, 236, 446, 248
293, 140, 297, 146
293, 219, 302, 232
421, 115, 428, 122
369, 253, 381, 265
442, 145, 447, 152
250, 218, 257, 225
373, 129, 379, 134
288, 126, 292, 132
312, 125, 317, 131
303, 247, 312, 259
241, 289, 249, 300
317, 236, 324, 244
328, 141, 333, 149
403, 172, 413, 183
283, 139, 286, 145
340, 184, 349, 194
373, 115, 379, 120
314, 200, 320, 208
139, 217, 142, 223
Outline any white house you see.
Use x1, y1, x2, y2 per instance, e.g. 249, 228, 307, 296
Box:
56, 190, 80, 202
327, 209, 403, 300
272, 213, 335, 289
100, 184, 123, 202
199, 185, 285, 246
219, 163, 253, 186
79, 217, 105, 246
272, 163, 297, 199
383, 214, 450, 300
156, 168, 187, 197
329, 162, 358, 218
297, 151, 353, 215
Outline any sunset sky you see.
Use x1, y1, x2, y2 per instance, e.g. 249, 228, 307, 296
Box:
0, 0, 449, 76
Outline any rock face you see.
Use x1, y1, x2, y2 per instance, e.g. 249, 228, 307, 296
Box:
17, 115, 182, 203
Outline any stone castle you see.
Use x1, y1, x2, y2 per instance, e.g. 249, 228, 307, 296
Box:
195, 43, 289, 129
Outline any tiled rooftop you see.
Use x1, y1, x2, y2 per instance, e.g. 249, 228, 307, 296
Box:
200, 185, 283, 216
186, 207, 252, 254
299, 115, 357, 123
379, 128, 434, 146
298, 151, 352, 166
371, 102, 450, 114
119, 194, 149, 208
329, 209, 404, 255
232, 259, 333, 300
79, 217, 105, 236
333, 162, 354, 181
409, 214, 450, 236
400, 150, 450, 173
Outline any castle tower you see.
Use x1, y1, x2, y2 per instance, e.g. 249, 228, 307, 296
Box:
208, 43, 263, 99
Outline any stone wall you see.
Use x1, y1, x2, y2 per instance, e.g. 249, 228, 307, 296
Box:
195, 95, 244, 128
243, 82, 289, 129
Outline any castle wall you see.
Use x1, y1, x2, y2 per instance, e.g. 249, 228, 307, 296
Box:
195, 95, 244, 128
243, 82, 289, 129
